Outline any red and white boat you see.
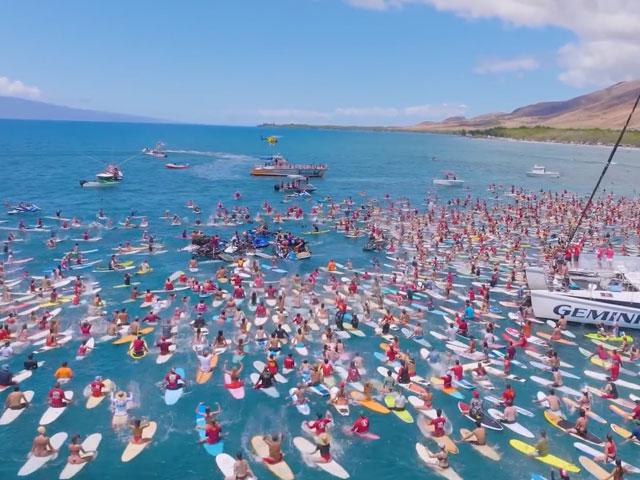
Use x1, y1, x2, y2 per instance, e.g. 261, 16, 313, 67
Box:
165, 163, 189, 169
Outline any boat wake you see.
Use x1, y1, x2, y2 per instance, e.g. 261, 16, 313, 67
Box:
164, 149, 257, 162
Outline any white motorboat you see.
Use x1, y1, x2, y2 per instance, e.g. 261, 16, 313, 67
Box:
142, 142, 167, 158
432, 171, 465, 187
526, 165, 560, 177
529, 258, 640, 330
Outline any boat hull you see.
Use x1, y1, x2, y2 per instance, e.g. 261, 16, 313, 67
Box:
251, 167, 325, 177
531, 289, 640, 329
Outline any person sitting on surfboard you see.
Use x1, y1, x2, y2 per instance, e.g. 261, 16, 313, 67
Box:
351, 414, 369, 435
262, 433, 284, 464
89, 376, 106, 398
461, 420, 486, 445
231, 452, 255, 480
48, 382, 70, 408
30, 426, 57, 458
66, 434, 95, 465
163, 368, 183, 390
5, 385, 30, 410
567, 409, 588, 438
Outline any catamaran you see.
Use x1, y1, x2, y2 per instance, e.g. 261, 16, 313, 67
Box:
526, 165, 560, 177
432, 171, 465, 187
251, 155, 327, 177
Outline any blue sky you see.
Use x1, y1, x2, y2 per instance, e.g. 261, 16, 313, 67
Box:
0, 0, 637, 125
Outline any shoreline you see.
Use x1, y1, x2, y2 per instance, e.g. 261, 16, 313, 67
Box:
258, 123, 640, 150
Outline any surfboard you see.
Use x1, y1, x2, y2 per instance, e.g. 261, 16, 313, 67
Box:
459, 428, 500, 460
121, 421, 156, 462
164, 367, 186, 405
215, 453, 257, 480
196, 403, 224, 456
578, 455, 611, 480
415, 443, 462, 480
383, 394, 413, 423
509, 438, 580, 473
58, 433, 102, 479
574, 442, 640, 473
85, 379, 113, 409
112, 326, 154, 345
18, 432, 68, 476
0, 390, 33, 425
39, 391, 74, 425
486, 408, 534, 438
416, 415, 457, 453
224, 373, 245, 400
544, 411, 603, 446
293, 436, 350, 479
349, 391, 389, 414
250, 435, 294, 480
250, 373, 279, 398
195, 354, 218, 384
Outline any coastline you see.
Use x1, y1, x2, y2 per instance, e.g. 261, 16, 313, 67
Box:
258, 123, 640, 149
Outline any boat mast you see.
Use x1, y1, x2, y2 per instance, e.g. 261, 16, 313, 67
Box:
568, 87, 640, 243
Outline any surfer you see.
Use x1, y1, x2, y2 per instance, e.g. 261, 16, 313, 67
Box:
4, 385, 30, 410
48, 382, 71, 407
66, 434, 95, 464
567, 409, 588, 438
30, 426, 57, 457
262, 433, 284, 464
231, 452, 255, 480
460, 420, 486, 445
128, 419, 151, 445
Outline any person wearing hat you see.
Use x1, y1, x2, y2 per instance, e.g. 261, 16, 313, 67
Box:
30, 426, 57, 457
0, 364, 15, 387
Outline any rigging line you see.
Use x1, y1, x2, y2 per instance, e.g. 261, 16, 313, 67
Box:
568, 87, 640, 244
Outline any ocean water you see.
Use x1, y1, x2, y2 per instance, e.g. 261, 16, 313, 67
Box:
0, 119, 639, 480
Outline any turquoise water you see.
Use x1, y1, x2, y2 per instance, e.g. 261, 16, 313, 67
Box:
0, 119, 639, 480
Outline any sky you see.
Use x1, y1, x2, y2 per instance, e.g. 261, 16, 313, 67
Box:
1, 0, 639, 126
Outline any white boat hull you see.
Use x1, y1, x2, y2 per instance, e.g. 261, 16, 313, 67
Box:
526, 172, 559, 178
531, 289, 640, 329
433, 179, 465, 187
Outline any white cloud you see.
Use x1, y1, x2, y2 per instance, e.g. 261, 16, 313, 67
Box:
474, 56, 540, 75
256, 103, 467, 124
0, 76, 41, 99
345, 0, 640, 87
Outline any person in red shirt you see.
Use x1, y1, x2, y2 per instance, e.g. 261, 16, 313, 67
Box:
266, 356, 278, 375
256, 302, 267, 317
198, 419, 222, 445
430, 409, 447, 437
631, 399, 640, 421
306, 413, 331, 435
164, 368, 182, 390
386, 346, 397, 362
48, 382, 70, 407
351, 414, 369, 434
283, 354, 295, 370
164, 279, 174, 291
441, 373, 453, 389
450, 361, 463, 381
90, 376, 105, 397
503, 357, 511, 376
502, 384, 515, 406
156, 337, 172, 356
129, 335, 148, 358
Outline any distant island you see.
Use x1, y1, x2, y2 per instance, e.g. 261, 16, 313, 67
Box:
260, 80, 640, 147
0, 96, 163, 123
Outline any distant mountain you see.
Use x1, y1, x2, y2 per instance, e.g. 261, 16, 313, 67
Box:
0, 96, 162, 123
409, 80, 640, 132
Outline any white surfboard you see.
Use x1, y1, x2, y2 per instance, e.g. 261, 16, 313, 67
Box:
249, 373, 279, 398
0, 390, 33, 425
293, 436, 349, 479
121, 421, 157, 462
486, 408, 534, 438
58, 433, 102, 479
18, 432, 68, 476
39, 391, 74, 425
